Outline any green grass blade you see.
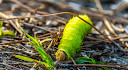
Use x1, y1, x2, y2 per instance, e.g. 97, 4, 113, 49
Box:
0, 28, 2, 37
76, 57, 96, 64
21, 30, 54, 69
76, 57, 110, 70
12, 54, 49, 66
22, 30, 37, 44
3, 30, 15, 36
13, 54, 38, 62
16, 21, 54, 69
0, 21, 3, 28
33, 45, 54, 68
34, 36, 42, 48
0, 21, 3, 36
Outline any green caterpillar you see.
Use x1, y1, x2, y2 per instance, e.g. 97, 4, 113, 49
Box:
56, 15, 93, 60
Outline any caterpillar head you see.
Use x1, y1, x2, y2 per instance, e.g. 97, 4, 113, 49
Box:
56, 51, 66, 61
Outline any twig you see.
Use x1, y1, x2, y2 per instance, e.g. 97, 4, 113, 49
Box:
0, 62, 34, 65
8, 0, 128, 25
115, 3, 128, 16
47, 40, 53, 49
111, 23, 124, 32
125, 43, 128, 49
0, 12, 112, 42
86, 36, 109, 43
0, 39, 28, 45
103, 29, 112, 39
94, 0, 104, 13
9, 0, 66, 24
37, 32, 55, 38
0, 45, 37, 55
0, 33, 54, 45
103, 18, 117, 36
95, 0, 117, 36
38, 35, 52, 40
22, 22, 57, 32
112, 41, 128, 52
74, 64, 128, 69
94, 0, 128, 52
0, 63, 21, 70
40, 0, 128, 24
32, 63, 38, 69
108, 63, 128, 66
0, 12, 22, 34
111, 35, 128, 40
71, 58, 80, 70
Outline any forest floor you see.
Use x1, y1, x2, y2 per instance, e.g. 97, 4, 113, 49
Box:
0, 0, 128, 70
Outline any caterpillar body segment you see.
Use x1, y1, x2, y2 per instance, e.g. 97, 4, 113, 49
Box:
56, 15, 93, 60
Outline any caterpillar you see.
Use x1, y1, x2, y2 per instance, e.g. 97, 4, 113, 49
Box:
55, 15, 93, 60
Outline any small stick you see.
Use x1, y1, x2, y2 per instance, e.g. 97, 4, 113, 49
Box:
0, 63, 21, 70
71, 58, 80, 70
95, 0, 127, 52
0, 12, 22, 34
74, 64, 128, 69
0, 45, 37, 55
94, 0, 104, 13
21, 22, 57, 32
103, 18, 117, 36
95, 0, 117, 36
9, 0, 66, 24
47, 40, 53, 49
103, 29, 112, 39
86, 36, 109, 43
0, 34, 53, 45
111, 23, 124, 32
37, 32, 55, 38
115, 3, 128, 16
125, 43, 128, 49
112, 41, 128, 52
0, 12, 112, 42
0, 39, 29, 45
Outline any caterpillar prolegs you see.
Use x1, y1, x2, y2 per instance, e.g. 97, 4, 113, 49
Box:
56, 15, 93, 60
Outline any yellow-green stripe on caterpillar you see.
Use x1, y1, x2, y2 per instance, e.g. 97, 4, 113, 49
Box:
56, 15, 93, 60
